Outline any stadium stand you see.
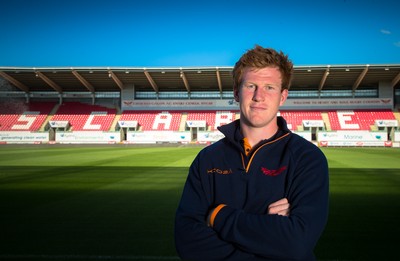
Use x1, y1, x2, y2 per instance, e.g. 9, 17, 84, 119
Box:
3, 106, 398, 133
186, 111, 237, 131
120, 110, 182, 131
327, 109, 396, 130
279, 111, 323, 131
50, 102, 116, 131
117, 109, 396, 132
0, 101, 56, 131
1, 65, 399, 145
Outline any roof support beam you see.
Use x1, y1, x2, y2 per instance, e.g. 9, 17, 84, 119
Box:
216, 68, 223, 93
391, 71, 400, 88
72, 70, 95, 92
180, 70, 190, 93
318, 66, 330, 91
0, 71, 29, 92
144, 69, 159, 93
35, 71, 63, 93
108, 70, 124, 90
352, 65, 369, 91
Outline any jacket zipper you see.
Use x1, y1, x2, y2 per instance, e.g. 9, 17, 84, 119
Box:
242, 133, 290, 173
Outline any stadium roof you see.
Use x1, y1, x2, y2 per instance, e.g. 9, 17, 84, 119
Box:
1, 64, 400, 94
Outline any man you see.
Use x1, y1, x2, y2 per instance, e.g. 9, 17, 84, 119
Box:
175, 45, 329, 260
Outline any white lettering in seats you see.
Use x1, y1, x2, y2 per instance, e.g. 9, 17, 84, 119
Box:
337, 111, 360, 129
11, 111, 40, 130
153, 113, 172, 130
215, 111, 234, 128
83, 111, 107, 130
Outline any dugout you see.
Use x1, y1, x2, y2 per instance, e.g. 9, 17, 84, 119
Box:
375, 119, 398, 141
185, 120, 207, 141
116, 120, 138, 141
302, 120, 325, 141
46, 120, 70, 141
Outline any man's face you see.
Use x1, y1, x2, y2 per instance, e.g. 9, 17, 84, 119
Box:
234, 67, 288, 129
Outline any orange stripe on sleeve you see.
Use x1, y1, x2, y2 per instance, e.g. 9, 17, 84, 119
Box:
209, 204, 227, 227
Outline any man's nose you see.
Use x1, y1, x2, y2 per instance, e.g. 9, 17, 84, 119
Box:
252, 88, 265, 102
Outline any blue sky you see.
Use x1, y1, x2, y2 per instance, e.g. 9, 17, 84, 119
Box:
1, 0, 399, 67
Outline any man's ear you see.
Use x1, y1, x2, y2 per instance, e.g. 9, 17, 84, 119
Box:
280, 89, 288, 106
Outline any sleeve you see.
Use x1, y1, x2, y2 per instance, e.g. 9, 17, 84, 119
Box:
174, 153, 261, 261
210, 147, 329, 260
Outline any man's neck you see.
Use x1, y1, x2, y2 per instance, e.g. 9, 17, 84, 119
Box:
240, 122, 279, 148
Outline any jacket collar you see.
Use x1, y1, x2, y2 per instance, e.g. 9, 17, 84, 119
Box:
217, 116, 291, 147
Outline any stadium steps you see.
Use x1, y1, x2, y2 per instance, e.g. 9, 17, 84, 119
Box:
109, 105, 122, 131
394, 110, 400, 124
110, 114, 121, 131
235, 112, 240, 120
370, 125, 378, 131
321, 112, 331, 131
179, 112, 188, 131
39, 103, 60, 131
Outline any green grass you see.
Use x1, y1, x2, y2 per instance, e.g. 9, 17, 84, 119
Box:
0, 145, 399, 260
317, 148, 400, 261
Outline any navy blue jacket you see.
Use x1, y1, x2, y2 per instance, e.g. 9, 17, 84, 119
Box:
175, 117, 329, 260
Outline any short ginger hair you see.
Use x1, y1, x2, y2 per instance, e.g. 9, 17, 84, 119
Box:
232, 45, 294, 92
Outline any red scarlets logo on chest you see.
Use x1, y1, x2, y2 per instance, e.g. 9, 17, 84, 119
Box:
261, 166, 287, 176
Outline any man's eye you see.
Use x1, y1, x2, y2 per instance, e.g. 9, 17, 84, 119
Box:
245, 84, 256, 89
265, 85, 279, 92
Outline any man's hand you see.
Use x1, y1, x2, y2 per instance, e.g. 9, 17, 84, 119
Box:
268, 198, 290, 216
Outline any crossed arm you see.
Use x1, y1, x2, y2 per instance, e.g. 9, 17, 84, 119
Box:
207, 198, 290, 227
176, 194, 298, 260
175, 150, 329, 261
266, 198, 290, 216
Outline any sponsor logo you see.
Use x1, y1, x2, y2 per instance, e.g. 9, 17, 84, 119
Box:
207, 168, 233, 175
384, 141, 392, 147
320, 141, 328, 147
123, 101, 133, 105
261, 166, 287, 177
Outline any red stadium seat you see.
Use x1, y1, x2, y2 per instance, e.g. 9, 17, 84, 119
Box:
120, 111, 182, 131
51, 102, 116, 131
327, 109, 395, 130
279, 111, 323, 131
186, 111, 237, 131
0, 101, 56, 131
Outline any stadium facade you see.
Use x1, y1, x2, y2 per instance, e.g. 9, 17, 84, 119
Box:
0, 65, 399, 146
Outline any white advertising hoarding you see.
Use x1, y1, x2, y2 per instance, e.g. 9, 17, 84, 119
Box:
302, 120, 325, 128
197, 131, 225, 142
127, 131, 190, 143
319, 141, 392, 147
293, 132, 312, 141
118, 121, 138, 128
187, 121, 207, 128
395, 132, 400, 142
192, 131, 312, 143
49, 121, 69, 128
318, 131, 387, 142
0, 131, 49, 143
56, 131, 120, 144
375, 120, 398, 127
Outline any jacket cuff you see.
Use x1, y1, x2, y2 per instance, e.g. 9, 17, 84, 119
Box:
208, 204, 227, 227
211, 205, 236, 232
